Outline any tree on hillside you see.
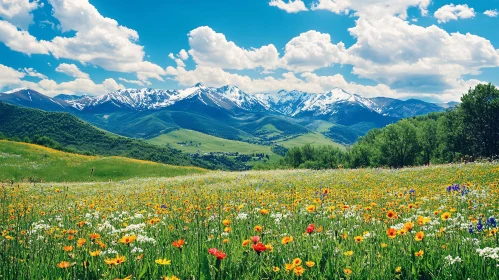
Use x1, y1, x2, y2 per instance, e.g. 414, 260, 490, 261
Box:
460, 83, 499, 158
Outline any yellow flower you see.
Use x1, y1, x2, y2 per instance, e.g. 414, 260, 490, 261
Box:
395, 266, 402, 273
344, 251, 354, 256
155, 258, 172, 265
260, 209, 270, 215
344, 268, 353, 275
118, 234, 137, 245
222, 219, 230, 226
306, 205, 316, 213
273, 266, 280, 272
285, 263, 295, 272
441, 212, 451, 221
292, 258, 302, 266
89, 250, 101, 257
281, 236, 293, 245
381, 243, 388, 248
104, 255, 126, 266
162, 276, 180, 280
415, 250, 424, 257
242, 239, 251, 246
63, 245, 73, 252
305, 261, 315, 268
354, 236, 364, 243
265, 244, 274, 252
77, 238, 86, 247
254, 225, 263, 232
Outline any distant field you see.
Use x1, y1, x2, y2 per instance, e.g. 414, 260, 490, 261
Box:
277, 133, 343, 149
148, 129, 275, 155
0, 140, 206, 182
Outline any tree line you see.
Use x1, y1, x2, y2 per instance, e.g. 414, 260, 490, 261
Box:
256, 83, 499, 170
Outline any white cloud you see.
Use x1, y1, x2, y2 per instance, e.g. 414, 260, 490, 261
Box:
280, 30, 348, 72
345, 16, 499, 92
0, 63, 124, 96
118, 77, 145, 87
311, 0, 431, 19
269, 0, 308, 13
22, 67, 47, 79
434, 4, 475, 23
55, 63, 90, 79
178, 49, 189, 60
188, 26, 280, 70
0, 0, 40, 30
484, 9, 498, 18
0, 20, 50, 55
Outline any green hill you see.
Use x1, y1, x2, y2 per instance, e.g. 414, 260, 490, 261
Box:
0, 102, 240, 170
0, 140, 206, 182
148, 129, 274, 155
277, 133, 344, 149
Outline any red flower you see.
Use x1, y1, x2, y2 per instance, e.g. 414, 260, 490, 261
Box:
251, 236, 260, 244
306, 223, 315, 234
172, 239, 185, 249
208, 248, 226, 260
252, 242, 267, 254
208, 248, 218, 255
215, 251, 227, 260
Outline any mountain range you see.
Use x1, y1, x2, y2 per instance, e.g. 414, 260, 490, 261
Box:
0, 85, 454, 145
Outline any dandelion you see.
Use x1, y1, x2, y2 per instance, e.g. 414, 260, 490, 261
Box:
155, 258, 172, 265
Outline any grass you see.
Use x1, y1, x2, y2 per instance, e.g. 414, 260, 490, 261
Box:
277, 132, 343, 149
148, 129, 274, 155
1, 163, 499, 279
0, 140, 206, 182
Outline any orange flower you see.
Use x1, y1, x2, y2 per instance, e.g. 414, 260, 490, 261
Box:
306, 205, 316, 213
172, 239, 185, 249
63, 245, 73, 252
292, 258, 302, 266
293, 266, 305, 276
57, 261, 71, 269
344, 268, 353, 275
260, 209, 270, 215
281, 236, 293, 245
414, 250, 424, 257
414, 231, 425, 241
77, 238, 86, 247
222, 219, 231, 226
89, 250, 101, 257
242, 239, 251, 247
386, 210, 396, 219
387, 228, 397, 239
89, 233, 100, 240
254, 225, 263, 232
354, 236, 364, 243
105, 255, 126, 266
404, 222, 414, 232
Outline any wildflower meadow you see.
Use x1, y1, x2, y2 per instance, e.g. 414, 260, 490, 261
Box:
1, 163, 499, 279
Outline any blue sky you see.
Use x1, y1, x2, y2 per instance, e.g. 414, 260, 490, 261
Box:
0, 0, 498, 102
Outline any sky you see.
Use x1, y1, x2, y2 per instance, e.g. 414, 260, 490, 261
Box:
0, 0, 498, 102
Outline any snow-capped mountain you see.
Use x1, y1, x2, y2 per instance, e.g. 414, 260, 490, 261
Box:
56, 83, 267, 113
0, 88, 66, 112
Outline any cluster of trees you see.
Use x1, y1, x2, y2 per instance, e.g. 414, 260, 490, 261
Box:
260, 83, 499, 169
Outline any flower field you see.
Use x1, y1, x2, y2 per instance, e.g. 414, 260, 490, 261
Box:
1, 163, 499, 279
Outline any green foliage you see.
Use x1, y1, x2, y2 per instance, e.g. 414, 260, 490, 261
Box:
270, 83, 499, 169
0, 102, 240, 170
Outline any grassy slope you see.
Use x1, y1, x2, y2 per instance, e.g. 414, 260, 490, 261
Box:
148, 129, 274, 154
277, 133, 344, 149
0, 140, 206, 182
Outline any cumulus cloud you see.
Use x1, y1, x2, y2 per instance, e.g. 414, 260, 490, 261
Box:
269, 0, 308, 13
310, 0, 431, 19
280, 30, 348, 72
55, 63, 90, 79
484, 10, 498, 18
345, 16, 499, 92
0, 0, 40, 30
434, 4, 475, 23
0, 20, 50, 55
188, 26, 280, 70
178, 49, 189, 60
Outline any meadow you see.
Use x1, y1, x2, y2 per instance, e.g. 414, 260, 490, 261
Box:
1, 163, 499, 279
0, 140, 206, 182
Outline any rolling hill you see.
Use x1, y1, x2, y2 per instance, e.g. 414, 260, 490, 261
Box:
0, 140, 206, 182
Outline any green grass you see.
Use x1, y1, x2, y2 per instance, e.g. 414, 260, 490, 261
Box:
277, 133, 344, 149
0, 140, 206, 182
305, 120, 335, 133
148, 129, 275, 155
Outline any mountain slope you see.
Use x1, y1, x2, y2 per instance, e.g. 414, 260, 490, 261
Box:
0, 102, 242, 170
0, 88, 67, 112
